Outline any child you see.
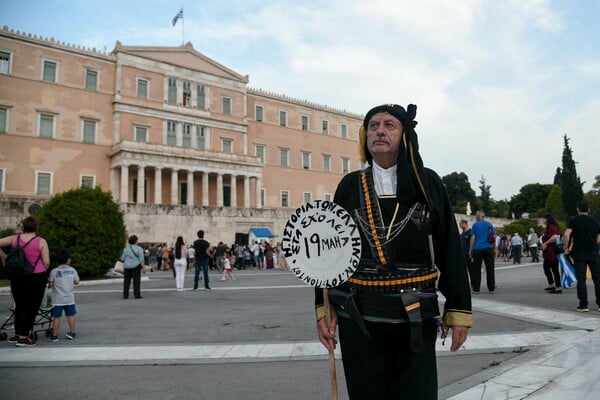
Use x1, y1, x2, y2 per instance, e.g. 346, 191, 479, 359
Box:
220, 251, 235, 281
47, 249, 80, 342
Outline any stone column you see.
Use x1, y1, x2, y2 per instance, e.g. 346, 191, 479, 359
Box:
202, 172, 209, 206
171, 169, 178, 205
230, 175, 237, 208
154, 167, 162, 204
255, 176, 262, 208
120, 164, 129, 203
216, 173, 223, 207
110, 167, 119, 202
243, 175, 250, 208
187, 170, 194, 206
136, 166, 145, 204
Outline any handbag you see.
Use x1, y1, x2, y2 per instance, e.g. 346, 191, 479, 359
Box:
113, 260, 125, 273
554, 236, 565, 254
5, 235, 41, 280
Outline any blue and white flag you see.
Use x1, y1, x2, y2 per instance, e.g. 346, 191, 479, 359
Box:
172, 8, 183, 27
558, 253, 576, 289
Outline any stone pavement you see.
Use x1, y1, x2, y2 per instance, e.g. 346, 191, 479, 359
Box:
1, 262, 599, 399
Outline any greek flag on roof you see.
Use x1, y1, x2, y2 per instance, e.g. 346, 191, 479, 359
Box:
172, 8, 183, 27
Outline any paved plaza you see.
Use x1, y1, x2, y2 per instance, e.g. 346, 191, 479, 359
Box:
1, 260, 599, 399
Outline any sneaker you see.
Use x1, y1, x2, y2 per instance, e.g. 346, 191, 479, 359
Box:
549, 288, 562, 294
576, 306, 589, 312
48, 335, 59, 342
7, 334, 18, 344
65, 332, 76, 340
15, 336, 36, 347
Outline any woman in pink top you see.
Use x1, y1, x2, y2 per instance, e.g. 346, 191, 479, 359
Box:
0, 216, 50, 347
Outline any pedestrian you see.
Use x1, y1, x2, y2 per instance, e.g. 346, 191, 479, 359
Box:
264, 241, 274, 269
220, 251, 235, 281
122, 235, 144, 299
540, 214, 562, 293
0, 216, 50, 346
47, 249, 80, 342
528, 228, 540, 263
459, 219, 474, 290
187, 245, 195, 270
511, 232, 523, 264
315, 103, 471, 399
469, 210, 497, 293
563, 201, 600, 312
173, 236, 187, 291
193, 230, 211, 290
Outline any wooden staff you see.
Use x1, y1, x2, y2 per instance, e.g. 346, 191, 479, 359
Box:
323, 288, 339, 400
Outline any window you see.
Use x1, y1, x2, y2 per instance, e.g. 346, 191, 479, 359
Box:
137, 78, 148, 99
222, 138, 233, 153
303, 192, 312, 203
0, 51, 11, 74
168, 78, 177, 104
279, 110, 287, 127
82, 120, 96, 143
85, 69, 98, 91
182, 123, 192, 147
324, 193, 332, 202
260, 188, 266, 207
42, 60, 57, 83
255, 144, 265, 163
36, 172, 52, 195
135, 126, 147, 142
341, 124, 348, 139
342, 158, 350, 174
38, 113, 54, 138
222, 97, 231, 115
302, 151, 311, 169
279, 148, 289, 167
167, 120, 177, 145
322, 154, 331, 172
255, 105, 263, 122
322, 120, 329, 135
197, 84, 205, 109
301, 115, 309, 131
196, 125, 206, 149
0, 107, 7, 133
0, 168, 4, 192
80, 175, 95, 188
281, 190, 289, 207
183, 81, 191, 107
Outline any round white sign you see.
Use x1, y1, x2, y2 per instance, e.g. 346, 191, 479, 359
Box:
281, 200, 362, 288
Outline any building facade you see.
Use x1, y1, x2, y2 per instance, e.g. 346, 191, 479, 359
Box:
0, 27, 363, 245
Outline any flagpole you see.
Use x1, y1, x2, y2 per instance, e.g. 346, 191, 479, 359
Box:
181, 5, 185, 45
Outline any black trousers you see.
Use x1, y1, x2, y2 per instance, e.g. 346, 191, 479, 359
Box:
11, 272, 47, 336
338, 317, 438, 400
470, 248, 495, 292
543, 258, 561, 288
123, 266, 142, 298
573, 254, 600, 308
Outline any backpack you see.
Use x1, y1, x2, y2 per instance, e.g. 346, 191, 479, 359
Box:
487, 225, 495, 244
5, 235, 41, 280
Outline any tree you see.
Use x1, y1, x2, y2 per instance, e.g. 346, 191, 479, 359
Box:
489, 199, 510, 218
477, 175, 492, 214
503, 219, 543, 238
583, 175, 600, 220
559, 134, 584, 217
545, 185, 564, 219
510, 184, 552, 218
37, 186, 127, 277
442, 172, 477, 213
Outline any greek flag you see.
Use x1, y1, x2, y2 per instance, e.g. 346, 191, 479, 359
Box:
172, 8, 183, 27
558, 253, 576, 289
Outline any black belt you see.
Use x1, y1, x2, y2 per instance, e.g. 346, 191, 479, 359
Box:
328, 286, 439, 354
347, 263, 438, 293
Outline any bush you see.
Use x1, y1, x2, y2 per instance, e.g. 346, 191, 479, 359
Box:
503, 219, 543, 237
37, 187, 127, 277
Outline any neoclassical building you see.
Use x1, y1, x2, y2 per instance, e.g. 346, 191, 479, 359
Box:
0, 27, 363, 244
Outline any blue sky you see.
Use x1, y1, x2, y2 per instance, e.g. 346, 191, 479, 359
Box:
2, 0, 598, 200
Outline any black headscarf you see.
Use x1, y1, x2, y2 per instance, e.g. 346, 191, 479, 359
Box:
358, 104, 431, 206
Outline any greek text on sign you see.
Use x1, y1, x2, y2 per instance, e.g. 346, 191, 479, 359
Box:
282, 200, 361, 288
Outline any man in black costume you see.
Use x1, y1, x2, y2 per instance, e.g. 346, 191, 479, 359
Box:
315, 104, 472, 399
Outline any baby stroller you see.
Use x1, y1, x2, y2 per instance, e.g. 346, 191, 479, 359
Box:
0, 288, 53, 341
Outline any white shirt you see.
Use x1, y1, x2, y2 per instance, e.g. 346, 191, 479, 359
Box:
372, 162, 397, 196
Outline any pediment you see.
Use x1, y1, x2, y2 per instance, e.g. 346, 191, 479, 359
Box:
115, 42, 248, 83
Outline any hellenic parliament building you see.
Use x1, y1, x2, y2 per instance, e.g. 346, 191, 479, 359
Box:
0, 27, 364, 245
